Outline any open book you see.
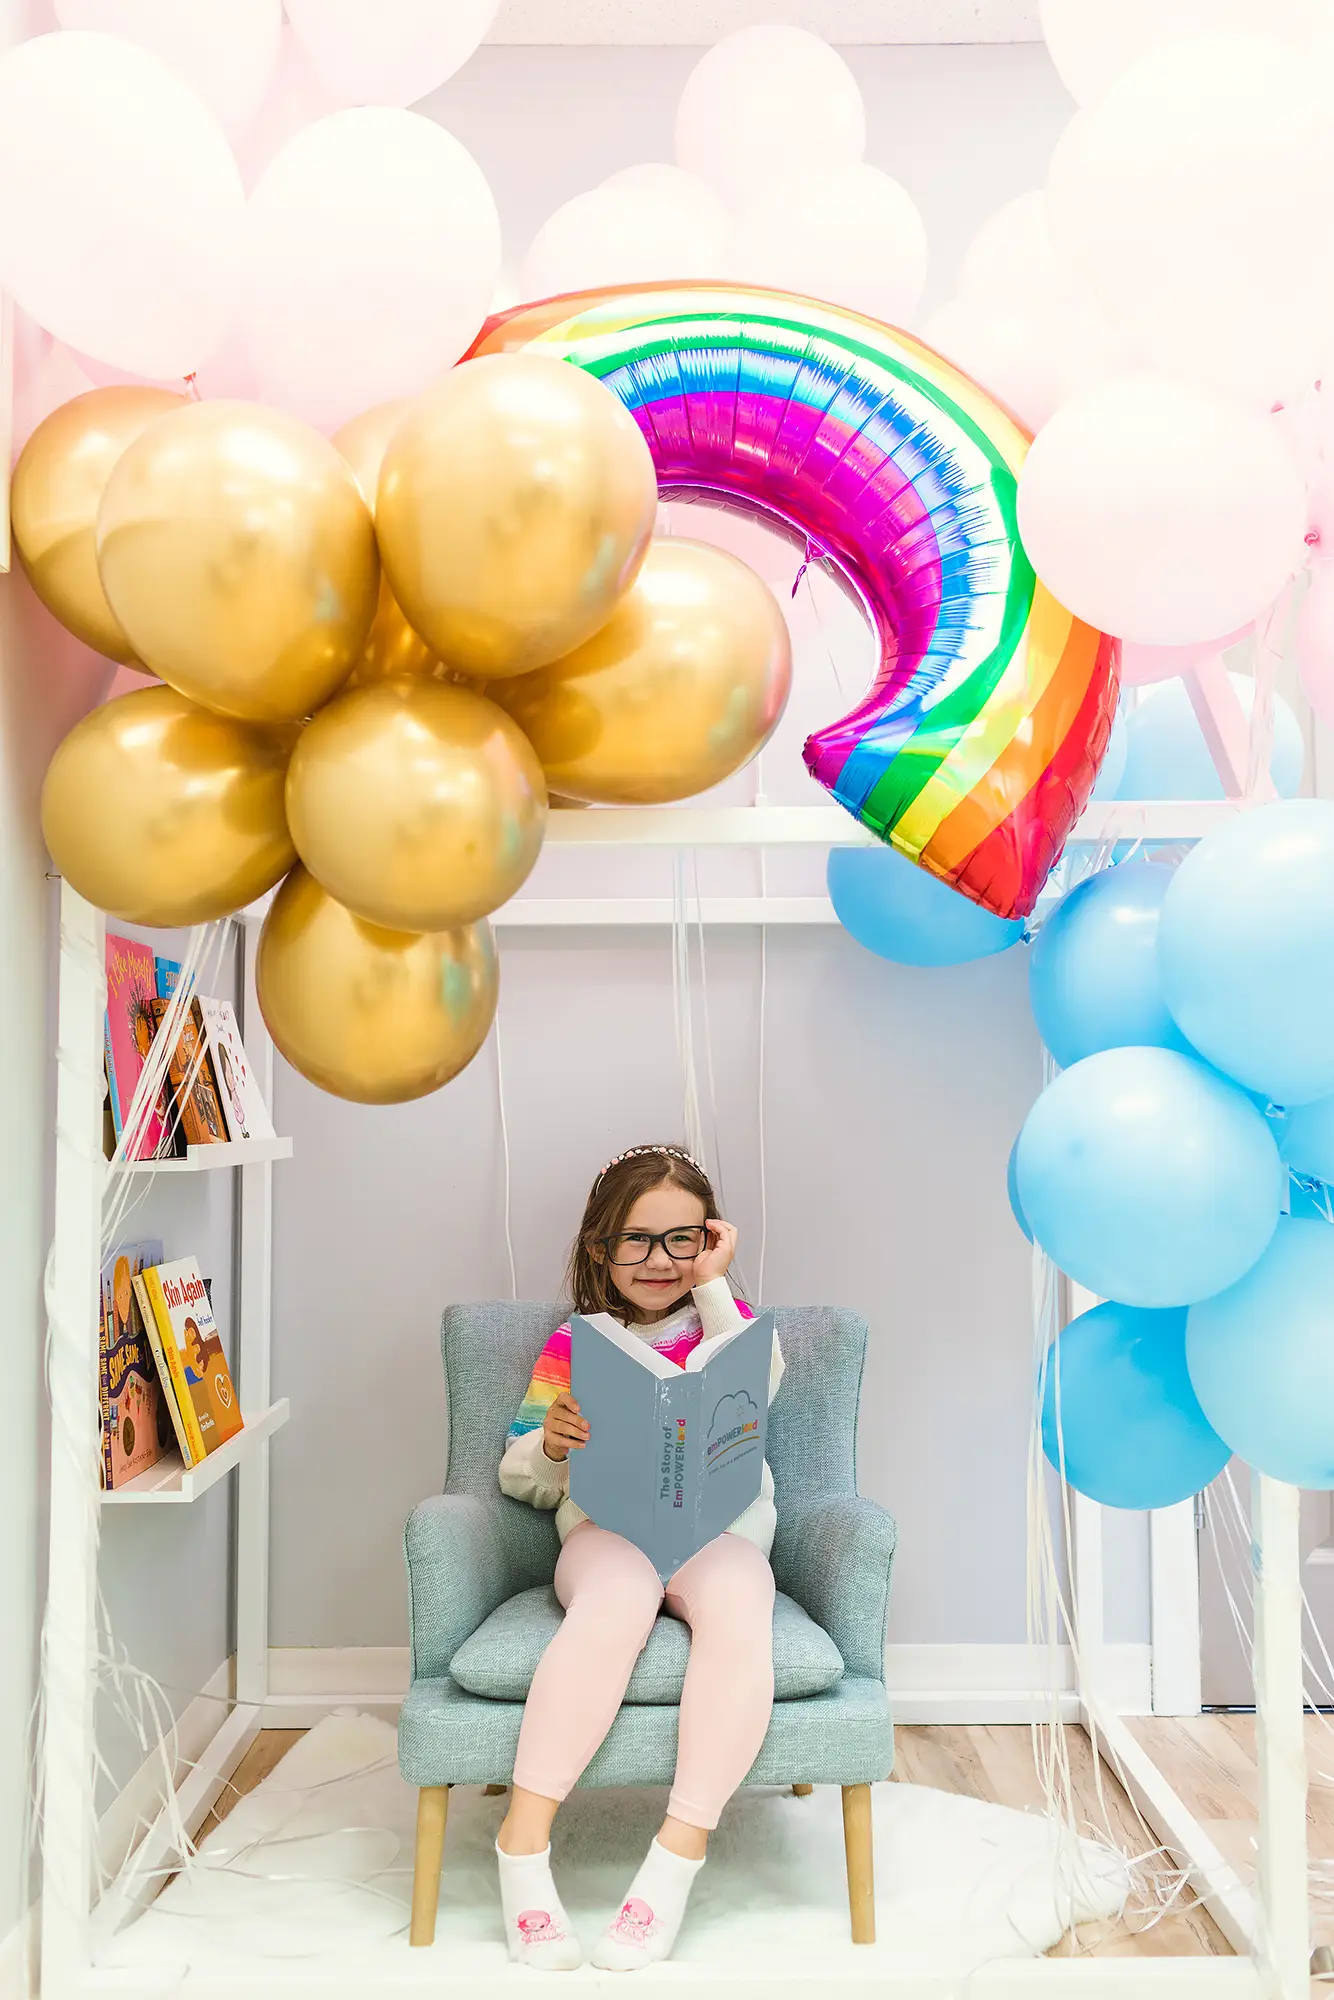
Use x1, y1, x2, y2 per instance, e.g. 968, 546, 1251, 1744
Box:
569, 1309, 773, 1581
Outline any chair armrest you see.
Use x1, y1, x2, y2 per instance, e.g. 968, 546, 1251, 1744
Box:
404, 1493, 526, 1680
771, 1493, 898, 1682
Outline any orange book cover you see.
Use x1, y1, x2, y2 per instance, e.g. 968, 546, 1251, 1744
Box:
99, 1240, 168, 1489
149, 997, 227, 1149
140, 1258, 244, 1460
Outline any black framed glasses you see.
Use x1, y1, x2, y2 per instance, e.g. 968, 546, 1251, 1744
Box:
599, 1225, 708, 1267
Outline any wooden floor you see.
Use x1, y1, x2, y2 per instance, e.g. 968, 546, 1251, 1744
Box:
1130, 1713, 1334, 1952
201, 1723, 1252, 1960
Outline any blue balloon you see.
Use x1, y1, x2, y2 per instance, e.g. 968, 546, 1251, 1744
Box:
1280, 1092, 1334, 1185
1089, 707, 1128, 803
828, 846, 1024, 968
1157, 800, 1334, 1107
1029, 860, 1191, 1069
1119, 673, 1304, 801
1015, 1046, 1282, 1307
1007, 1136, 1033, 1242
1041, 1301, 1230, 1509
1187, 1217, 1334, 1487
1287, 1173, 1334, 1223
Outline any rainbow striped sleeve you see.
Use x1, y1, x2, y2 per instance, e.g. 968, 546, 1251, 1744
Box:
507, 1322, 572, 1445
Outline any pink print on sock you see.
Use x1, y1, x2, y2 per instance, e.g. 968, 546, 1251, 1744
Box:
516, 1908, 565, 1943
612, 1895, 658, 1944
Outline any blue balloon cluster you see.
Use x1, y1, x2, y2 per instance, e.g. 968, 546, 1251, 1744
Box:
1019, 800, 1334, 1502
828, 845, 1023, 967
1115, 674, 1304, 803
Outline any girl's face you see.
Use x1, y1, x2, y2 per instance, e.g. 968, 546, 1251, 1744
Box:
602, 1182, 707, 1323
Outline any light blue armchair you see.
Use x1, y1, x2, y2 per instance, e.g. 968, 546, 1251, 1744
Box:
400, 1302, 898, 1947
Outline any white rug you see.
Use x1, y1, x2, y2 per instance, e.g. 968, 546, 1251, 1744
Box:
101, 1712, 1132, 1984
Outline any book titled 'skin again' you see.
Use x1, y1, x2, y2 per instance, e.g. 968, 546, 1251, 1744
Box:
569, 1310, 773, 1581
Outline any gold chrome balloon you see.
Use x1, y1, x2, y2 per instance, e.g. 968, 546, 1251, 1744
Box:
332, 400, 441, 686
40, 684, 296, 925
12, 386, 186, 662
494, 537, 792, 804
96, 401, 379, 724
285, 678, 548, 931
376, 353, 658, 680
256, 866, 498, 1105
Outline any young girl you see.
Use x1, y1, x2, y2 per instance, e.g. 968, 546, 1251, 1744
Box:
495, 1144, 784, 1973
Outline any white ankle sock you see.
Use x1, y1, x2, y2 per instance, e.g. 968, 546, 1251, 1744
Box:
592, 1838, 705, 1971
495, 1841, 582, 1970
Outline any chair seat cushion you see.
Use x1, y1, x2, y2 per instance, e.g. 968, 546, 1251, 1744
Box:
449, 1586, 844, 1704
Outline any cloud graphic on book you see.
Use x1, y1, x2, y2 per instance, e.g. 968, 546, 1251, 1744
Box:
707, 1391, 760, 1464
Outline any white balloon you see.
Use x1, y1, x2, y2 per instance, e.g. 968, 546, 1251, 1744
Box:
922, 292, 1122, 432
601, 162, 728, 238
1047, 36, 1334, 404
731, 165, 926, 324
235, 23, 331, 189
1040, 0, 1327, 104
240, 109, 500, 430
285, 0, 497, 109
957, 191, 1065, 308
1016, 373, 1309, 645
521, 183, 727, 300
676, 26, 864, 208
1298, 562, 1334, 729
0, 33, 242, 379
54, 0, 281, 140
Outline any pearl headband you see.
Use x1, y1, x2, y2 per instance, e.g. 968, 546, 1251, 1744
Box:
594, 1144, 703, 1189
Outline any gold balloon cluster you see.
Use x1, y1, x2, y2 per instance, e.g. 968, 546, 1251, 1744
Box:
25, 360, 792, 1106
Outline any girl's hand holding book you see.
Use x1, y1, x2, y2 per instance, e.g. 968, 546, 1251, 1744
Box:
690, 1218, 737, 1289
543, 1391, 590, 1462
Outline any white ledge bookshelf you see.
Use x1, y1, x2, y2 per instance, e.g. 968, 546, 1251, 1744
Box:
100, 1400, 291, 1507
112, 1136, 294, 1175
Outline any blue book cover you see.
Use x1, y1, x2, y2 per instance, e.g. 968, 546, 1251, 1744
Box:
569, 1310, 772, 1581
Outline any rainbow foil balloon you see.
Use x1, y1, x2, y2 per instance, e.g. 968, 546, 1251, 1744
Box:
469, 284, 1118, 922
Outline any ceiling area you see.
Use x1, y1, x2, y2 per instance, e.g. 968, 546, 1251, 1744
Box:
489, 2, 1042, 43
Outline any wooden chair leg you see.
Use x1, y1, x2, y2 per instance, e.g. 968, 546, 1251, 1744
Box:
792, 1783, 813, 1796
483, 1783, 507, 1796
841, 1783, 875, 1945
410, 1785, 450, 1947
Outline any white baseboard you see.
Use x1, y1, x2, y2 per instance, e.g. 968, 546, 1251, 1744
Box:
96, 1658, 234, 1883
262, 1641, 1154, 1727
0, 1903, 35, 2000
886, 1643, 1153, 1724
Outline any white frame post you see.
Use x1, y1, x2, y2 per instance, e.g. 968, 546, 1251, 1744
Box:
40, 885, 106, 2000
1252, 1475, 1309, 1999
235, 912, 275, 1710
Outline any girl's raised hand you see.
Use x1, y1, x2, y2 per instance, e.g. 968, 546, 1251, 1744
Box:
691, 1218, 737, 1289
542, 1390, 589, 1463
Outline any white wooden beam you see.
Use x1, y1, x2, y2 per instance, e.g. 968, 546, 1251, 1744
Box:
41, 885, 107, 2000
1251, 1474, 1310, 2000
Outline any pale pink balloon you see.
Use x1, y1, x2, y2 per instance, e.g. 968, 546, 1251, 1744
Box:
1120, 626, 1253, 686
11, 340, 96, 459
1297, 562, 1334, 729
0, 32, 244, 379
235, 23, 330, 191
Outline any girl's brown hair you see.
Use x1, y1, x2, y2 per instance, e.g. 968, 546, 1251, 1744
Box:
566, 1145, 719, 1320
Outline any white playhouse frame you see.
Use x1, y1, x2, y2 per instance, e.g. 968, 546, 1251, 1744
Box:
37, 759, 1313, 1999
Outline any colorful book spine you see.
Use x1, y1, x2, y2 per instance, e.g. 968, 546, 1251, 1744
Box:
134, 1270, 206, 1466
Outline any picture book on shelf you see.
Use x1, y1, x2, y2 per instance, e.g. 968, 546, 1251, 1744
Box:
569, 1309, 773, 1581
154, 956, 181, 1000
134, 1256, 243, 1465
104, 934, 169, 1160
197, 1000, 273, 1144
99, 1238, 167, 1490
150, 997, 226, 1149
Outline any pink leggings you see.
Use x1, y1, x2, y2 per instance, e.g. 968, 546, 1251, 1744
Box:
512, 1522, 776, 1830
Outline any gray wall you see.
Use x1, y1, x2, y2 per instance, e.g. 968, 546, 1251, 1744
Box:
267, 40, 1158, 1657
